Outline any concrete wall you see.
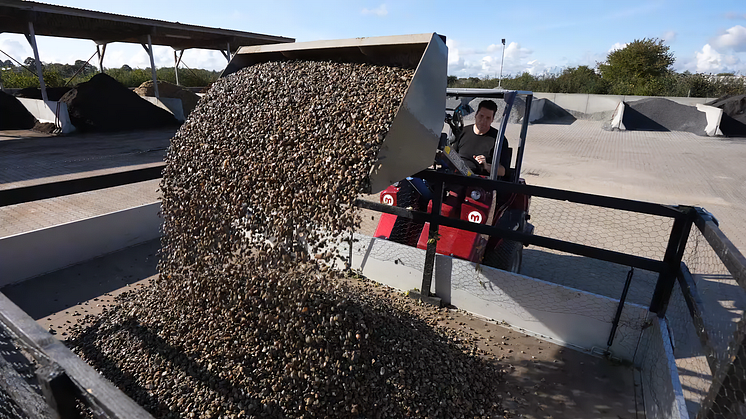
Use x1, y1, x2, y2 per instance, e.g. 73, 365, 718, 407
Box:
533, 92, 718, 115
17, 98, 75, 134
141, 97, 185, 122
348, 234, 649, 361
0, 203, 161, 287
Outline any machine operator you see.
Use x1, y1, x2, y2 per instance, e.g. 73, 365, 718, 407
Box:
450, 99, 510, 177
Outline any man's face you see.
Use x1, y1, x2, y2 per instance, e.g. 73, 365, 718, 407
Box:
475, 107, 495, 134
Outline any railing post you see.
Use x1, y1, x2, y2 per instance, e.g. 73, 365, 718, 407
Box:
410, 181, 444, 306
649, 206, 695, 316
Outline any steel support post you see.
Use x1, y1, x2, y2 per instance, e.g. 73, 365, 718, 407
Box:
174, 50, 184, 86
513, 94, 532, 180
143, 34, 159, 99
96, 43, 107, 73
649, 207, 695, 316
25, 21, 48, 102
490, 91, 516, 180
410, 181, 444, 306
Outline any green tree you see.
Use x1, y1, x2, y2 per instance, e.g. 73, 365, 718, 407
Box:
597, 38, 675, 95
556, 66, 608, 94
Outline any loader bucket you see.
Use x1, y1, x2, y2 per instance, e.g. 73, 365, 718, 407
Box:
221, 33, 448, 193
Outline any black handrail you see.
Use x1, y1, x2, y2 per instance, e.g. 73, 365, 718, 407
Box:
355, 199, 668, 274
0, 164, 165, 207
413, 169, 686, 219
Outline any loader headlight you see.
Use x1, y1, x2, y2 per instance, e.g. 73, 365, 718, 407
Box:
470, 189, 482, 201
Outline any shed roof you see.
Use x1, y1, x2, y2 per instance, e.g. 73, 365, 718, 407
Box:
0, 0, 293, 50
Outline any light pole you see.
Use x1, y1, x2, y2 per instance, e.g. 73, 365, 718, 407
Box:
498, 38, 506, 89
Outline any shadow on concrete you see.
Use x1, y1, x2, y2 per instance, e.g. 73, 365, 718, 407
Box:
1, 240, 160, 320
520, 247, 658, 308
495, 346, 639, 419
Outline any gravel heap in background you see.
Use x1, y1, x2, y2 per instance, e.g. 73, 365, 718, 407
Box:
15, 86, 72, 102
135, 80, 201, 119
623, 98, 707, 135
706, 94, 746, 137
60, 74, 179, 132
67, 60, 506, 418
0, 91, 36, 129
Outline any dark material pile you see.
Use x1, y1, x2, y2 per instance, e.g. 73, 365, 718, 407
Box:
67, 61, 506, 419
134, 80, 201, 119
706, 94, 746, 137
16, 86, 72, 102
59, 74, 179, 132
0, 91, 36, 129
623, 98, 707, 135
531, 98, 576, 124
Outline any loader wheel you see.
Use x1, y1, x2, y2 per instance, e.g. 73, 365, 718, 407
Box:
483, 239, 523, 273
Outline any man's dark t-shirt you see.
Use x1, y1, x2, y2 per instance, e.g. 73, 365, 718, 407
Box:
452, 125, 510, 175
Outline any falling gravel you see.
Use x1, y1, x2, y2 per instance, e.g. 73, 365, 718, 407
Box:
67, 60, 506, 419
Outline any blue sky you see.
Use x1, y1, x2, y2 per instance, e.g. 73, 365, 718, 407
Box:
1, 1, 745, 77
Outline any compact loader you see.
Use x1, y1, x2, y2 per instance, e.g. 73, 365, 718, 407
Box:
223, 33, 534, 273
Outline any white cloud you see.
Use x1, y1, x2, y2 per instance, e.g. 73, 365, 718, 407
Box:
446, 39, 464, 69
608, 42, 628, 53
711, 25, 746, 52
361, 4, 388, 17
695, 44, 723, 73
662, 30, 677, 43
446, 39, 540, 77
724, 12, 746, 20
0, 36, 32, 65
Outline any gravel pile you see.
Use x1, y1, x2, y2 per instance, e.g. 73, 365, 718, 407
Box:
706, 94, 746, 137
67, 61, 506, 418
0, 91, 36, 129
623, 98, 707, 135
60, 74, 179, 132
530, 98, 576, 124
135, 80, 201, 119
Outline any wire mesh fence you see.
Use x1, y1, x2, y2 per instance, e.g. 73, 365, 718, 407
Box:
0, 324, 43, 419
666, 225, 746, 419
357, 188, 675, 306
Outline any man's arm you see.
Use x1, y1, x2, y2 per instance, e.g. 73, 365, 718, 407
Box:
472, 155, 505, 176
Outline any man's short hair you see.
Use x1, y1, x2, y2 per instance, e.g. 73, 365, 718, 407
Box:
477, 100, 498, 116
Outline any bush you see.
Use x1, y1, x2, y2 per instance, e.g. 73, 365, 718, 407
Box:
447, 71, 745, 98
1, 68, 65, 88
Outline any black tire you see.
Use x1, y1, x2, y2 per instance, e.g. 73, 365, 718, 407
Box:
483, 239, 523, 273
